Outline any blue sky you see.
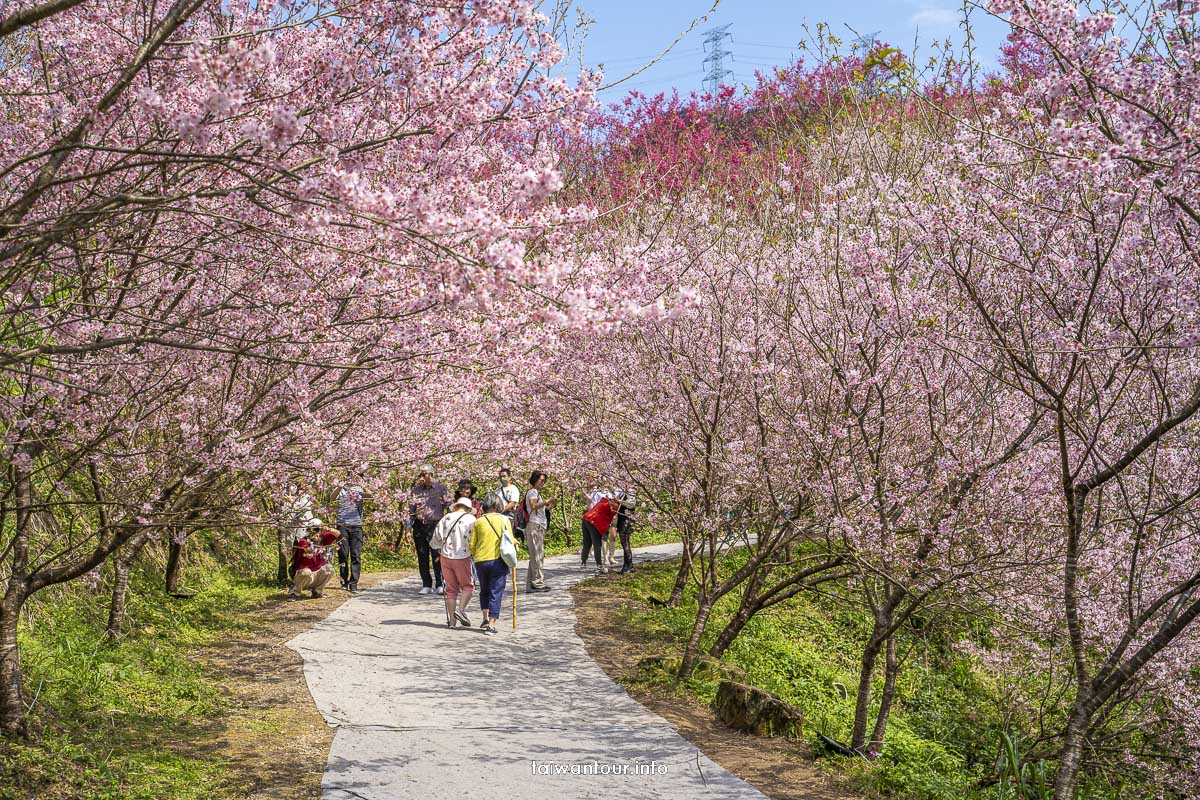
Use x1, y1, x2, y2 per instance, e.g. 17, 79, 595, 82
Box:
558, 0, 1012, 101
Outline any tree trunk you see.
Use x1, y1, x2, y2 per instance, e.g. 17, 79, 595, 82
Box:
866, 633, 898, 758
106, 534, 149, 640
559, 488, 572, 546
165, 534, 185, 594
709, 604, 753, 659
677, 592, 714, 679
106, 555, 132, 641
667, 546, 692, 607
0, 578, 29, 738
391, 520, 406, 553
708, 560, 848, 659
278, 527, 292, 587
1052, 700, 1092, 800
1, 449, 35, 738
850, 626, 886, 751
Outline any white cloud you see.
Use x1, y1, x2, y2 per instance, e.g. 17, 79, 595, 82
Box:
910, 3, 960, 30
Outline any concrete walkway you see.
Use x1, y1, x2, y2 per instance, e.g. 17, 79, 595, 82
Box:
288, 543, 768, 799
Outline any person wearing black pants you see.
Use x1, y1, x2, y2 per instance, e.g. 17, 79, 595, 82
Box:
580, 495, 617, 574
335, 476, 369, 593
411, 518, 443, 592
581, 519, 604, 569
337, 525, 364, 590
410, 464, 451, 594
616, 497, 635, 574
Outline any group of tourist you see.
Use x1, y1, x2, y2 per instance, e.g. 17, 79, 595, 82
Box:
276, 467, 638, 635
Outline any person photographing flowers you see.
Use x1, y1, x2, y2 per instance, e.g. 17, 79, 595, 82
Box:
523, 470, 554, 592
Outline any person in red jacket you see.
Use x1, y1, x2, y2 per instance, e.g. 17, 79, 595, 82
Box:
290, 519, 340, 599
581, 496, 618, 574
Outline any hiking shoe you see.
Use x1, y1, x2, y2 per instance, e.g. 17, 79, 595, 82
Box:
446, 617, 457, 629
599, 566, 609, 575
454, 610, 471, 626
479, 618, 490, 630
418, 586, 431, 595
485, 625, 498, 636
436, 585, 445, 595
348, 586, 359, 594
620, 566, 635, 574
529, 585, 551, 593
311, 590, 323, 598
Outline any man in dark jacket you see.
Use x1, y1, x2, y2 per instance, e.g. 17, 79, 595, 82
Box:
410, 465, 451, 595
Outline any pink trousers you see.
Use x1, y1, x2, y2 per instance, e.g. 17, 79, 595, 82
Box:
441, 556, 474, 602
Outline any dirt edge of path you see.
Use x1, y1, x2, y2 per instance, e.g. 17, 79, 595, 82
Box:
571, 577, 856, 800
190, 570, 408, 799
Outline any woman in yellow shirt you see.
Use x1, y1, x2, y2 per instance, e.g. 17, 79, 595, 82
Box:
471, 493, 512, 636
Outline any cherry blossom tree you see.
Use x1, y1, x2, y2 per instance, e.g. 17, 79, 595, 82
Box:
911, 1, 1200, 794
0, 0, 597, 737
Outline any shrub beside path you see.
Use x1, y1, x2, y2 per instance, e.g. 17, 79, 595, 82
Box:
288, 543, 768, 799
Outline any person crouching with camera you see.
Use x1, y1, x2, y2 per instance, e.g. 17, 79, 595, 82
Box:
290, 518, 340, 599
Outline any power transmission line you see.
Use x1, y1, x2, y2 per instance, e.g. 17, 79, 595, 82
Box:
733, 39, 800, 50
599, 48, 703, 66
596, 70, 699, 94
701, 24, 733, 93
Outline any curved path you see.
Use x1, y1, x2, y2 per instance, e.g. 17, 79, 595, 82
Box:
288, 543, 768, 799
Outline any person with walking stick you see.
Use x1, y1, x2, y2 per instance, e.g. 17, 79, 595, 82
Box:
431, 496, 477, 628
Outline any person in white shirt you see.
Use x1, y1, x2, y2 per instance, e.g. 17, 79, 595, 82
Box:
497, 467, 520, 516
433, 496, 477, 628
524, 470, 556, 592
276, 489, 313, 588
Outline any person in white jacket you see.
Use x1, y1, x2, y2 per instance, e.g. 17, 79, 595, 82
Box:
433, 496, 477, 628
276, 489, 314, 588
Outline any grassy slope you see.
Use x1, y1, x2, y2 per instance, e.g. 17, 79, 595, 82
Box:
1, 537, 416, 800
606, 556, 1014, 800
4, 570, 274, 799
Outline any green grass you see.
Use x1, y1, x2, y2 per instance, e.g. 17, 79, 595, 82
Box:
1, 534, 409, 800
593, 555, 1037, 800
3, 567, 273, 800
361, 540, 418, 573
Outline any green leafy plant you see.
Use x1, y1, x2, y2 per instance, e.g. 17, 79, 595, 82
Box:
995, 732, 1052, 800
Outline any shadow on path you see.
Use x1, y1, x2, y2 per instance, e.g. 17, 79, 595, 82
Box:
290, 544, 768, 800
